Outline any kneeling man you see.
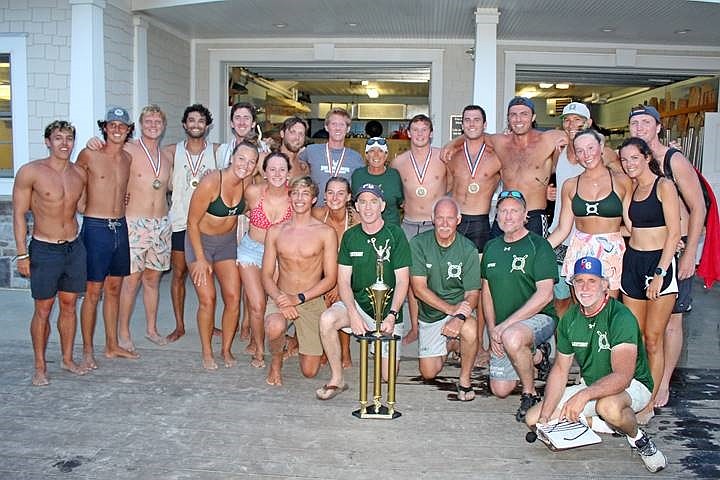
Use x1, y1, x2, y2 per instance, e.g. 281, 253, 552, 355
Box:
410, 197, 479, 400
526, 257, 666, 473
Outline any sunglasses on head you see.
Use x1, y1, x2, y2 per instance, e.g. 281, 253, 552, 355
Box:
498, 190, 524, 200
366, 137, 387, 146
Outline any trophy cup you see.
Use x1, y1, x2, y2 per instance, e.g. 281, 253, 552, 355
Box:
352, 239, 401, 420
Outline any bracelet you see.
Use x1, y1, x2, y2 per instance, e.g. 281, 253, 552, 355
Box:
15, 253, 30, 261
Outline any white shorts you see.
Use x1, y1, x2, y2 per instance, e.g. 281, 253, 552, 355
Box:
334, 300, 403, 358
418, 315, 452, 358
557, 378, 652, 417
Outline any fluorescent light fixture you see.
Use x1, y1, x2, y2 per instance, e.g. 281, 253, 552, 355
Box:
555, 83, 571, 90
601, 26, 615, 33
366, 88, 379, 99
674, 29, 691, 35
538, 82, 554, 89
273, 23, 287, 28
361, 80, 369, 86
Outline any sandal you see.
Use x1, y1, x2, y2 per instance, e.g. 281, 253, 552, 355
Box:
457, 383, 476, 402
315, 383, 349, 400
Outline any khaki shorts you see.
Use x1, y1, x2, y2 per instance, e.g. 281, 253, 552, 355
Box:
127, 216, 171, 274
266, 296, 324, 356
557, 378, 651, 417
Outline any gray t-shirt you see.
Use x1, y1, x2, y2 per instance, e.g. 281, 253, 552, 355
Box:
299, 143, 364, 205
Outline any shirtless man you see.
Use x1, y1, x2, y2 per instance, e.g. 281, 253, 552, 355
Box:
115, 105, 173, 350
76, 107, 137, 368
262, 177, 338, 386
13, 121, 88, 385
446, 105, 501, 365
391, 114, 448, 345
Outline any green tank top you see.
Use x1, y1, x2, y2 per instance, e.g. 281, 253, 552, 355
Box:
206, 171, 245, 217
571, 169, 623, 218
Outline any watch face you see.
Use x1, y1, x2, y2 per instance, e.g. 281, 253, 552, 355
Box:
655, 268, 665, 276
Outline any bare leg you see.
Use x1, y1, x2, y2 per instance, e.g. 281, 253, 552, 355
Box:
317, 305, 349, 397
215, 260, 241, 368
118, 271, 142, 351
192, 269, 218, 370
265, 313, 287, 385
403, 286, 419, 345
657, 312, 683, 407
80, 281, 103, 369
141, 269, 166, 345
459, 318, 478, 388
30, 298, 54, 385
502, 324, 537, 395
103, 276, 140, 359
167, 250, 187, 343
239, 264, 266, 367
340, 330, 352, 368
57, 292, 87, 375
474, 295, 489, 367
239, 289, 251, 341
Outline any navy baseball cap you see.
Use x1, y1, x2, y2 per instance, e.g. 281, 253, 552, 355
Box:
354, 183, 385, 201
572, 256, 605, 280
508, 96, 535, 114
104, 106, 131, 125
629, 105, 661, 123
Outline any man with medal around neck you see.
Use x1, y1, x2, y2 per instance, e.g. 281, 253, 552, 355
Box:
115, 105, 174, 352
445, 105, 502, 367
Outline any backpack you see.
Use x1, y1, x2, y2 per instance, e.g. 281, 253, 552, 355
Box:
663, 148, 712, 226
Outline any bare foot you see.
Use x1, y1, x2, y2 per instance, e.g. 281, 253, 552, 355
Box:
145, 333, 168, 346
266, 356, 283, 386
222, 351, 237, 368
82, 352, 98, 370
283, 336, 299, 359
402, 328, 418, 345
655, 386, 670, 408
474, 349, 490, 368
32, 370, 49, 386
320, 352, 328, 367
212, 327, 222, 337
244, 341, 257, 356
61, 360, 89, 376
636, 407, 655, 426
105, 346, 140, 359
118, 337, 136, 353
165, 328, 185, 343
341, 355, 352, 369
250, 355, 265, 368
202, 356, 218, 371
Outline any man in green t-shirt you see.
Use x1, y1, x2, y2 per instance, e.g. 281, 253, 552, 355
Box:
316, 183, 411, 401
481, 190, 557, 422
410, 197, 480, 401
526, 256, 666, 473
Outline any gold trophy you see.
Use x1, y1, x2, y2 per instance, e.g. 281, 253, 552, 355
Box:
352, 238, 401, 420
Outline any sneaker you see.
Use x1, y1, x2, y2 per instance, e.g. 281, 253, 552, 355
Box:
515, 393, 540, 422
634, 433, 667, 473
589, 416, 615, 434
535, 342, 552, 381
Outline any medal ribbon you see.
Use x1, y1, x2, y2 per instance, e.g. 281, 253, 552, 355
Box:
139, 138, 161, 179
409, 148, 432, 185
223, 137, 236, 168
185, 141, 206, 179
325, 144, 346, 177
463, 141, 486, 179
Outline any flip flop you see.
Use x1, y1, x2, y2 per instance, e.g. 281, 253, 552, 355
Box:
456, 383, 476, 402
316, 383, 349, 400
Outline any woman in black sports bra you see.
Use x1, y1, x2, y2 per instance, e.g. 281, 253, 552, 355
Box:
619, 137, 681, 424
186, 140, 258, 371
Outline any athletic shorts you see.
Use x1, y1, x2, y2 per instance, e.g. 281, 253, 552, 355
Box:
489, 313, 555, 381
554, 264, 571, 300
401, 218, 434, 239
236, 234, 264, 268
127, 216, 171, 274
82, 216, 130, 282
266, 296, 324, 356
620, 246, 678, 300
418, 315, 454, 358
561, 231, 625, 291
457, 213, 489, 253
335, 300, 404, 358
184, 230, 237, 264
28, 237, 86, 300
171, 230, 185, 252
558, 378, 651, 417
490, 209, 548, 239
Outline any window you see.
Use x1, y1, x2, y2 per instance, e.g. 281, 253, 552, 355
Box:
0, 36, 28, 195
0, 53, 13, 178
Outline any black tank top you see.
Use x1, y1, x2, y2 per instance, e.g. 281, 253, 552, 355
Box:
629, 176, 665, 228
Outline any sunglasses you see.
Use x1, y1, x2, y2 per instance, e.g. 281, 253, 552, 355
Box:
498, 190, 524, 201
366, 137, 387, 146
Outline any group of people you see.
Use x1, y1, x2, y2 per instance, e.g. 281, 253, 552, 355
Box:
14, 97, 710, 474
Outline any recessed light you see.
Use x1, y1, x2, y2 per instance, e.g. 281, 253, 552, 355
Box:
361, 80, 369, 86
674, 29, 691, 35
555, 83, 571, 90
347, 22, 358, 27
273, 23, 287, 28
538, 82, 554, 89
366, 88, 379, 99
601, 26, 615, 33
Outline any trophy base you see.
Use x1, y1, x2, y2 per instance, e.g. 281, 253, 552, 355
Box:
352, 405, 402, 420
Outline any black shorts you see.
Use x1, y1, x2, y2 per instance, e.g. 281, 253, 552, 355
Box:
673, 236, 693, 314
28, 237, 86, 300
490, 209, 548, 239
171, 230, 186, 252
457, 213, 489, 253
620, 246, 678, 300
81, 216, 130, 282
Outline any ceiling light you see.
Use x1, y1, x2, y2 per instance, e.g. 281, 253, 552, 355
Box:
273, 23, 287, 28
347, 22, 358, 27
538, 82, 554, 89
366, 88, 379, 99
361, 80, 369, 86
674, 29, 691, 35
555, 83, 571, 90
601, 26, 615, 33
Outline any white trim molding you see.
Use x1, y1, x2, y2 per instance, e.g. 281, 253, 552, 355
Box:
0, 35, 29, 196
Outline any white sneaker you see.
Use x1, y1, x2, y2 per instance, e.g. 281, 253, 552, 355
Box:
589, 416, 615, 434
634, 432, 667, 473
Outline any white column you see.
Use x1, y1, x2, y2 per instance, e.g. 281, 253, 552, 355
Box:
472, 7, 500, 133
69, 0, 106, 149
133, 15, 149, 121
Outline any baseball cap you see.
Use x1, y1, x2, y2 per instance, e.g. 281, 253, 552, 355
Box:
572, 256, 605, 280
365, 137, 388, 153
507, 96, 535, 114
496, 190, 526, 208
354, 183, 385, 202
104, 106, 131, 125
561, 102, 591, 120
628, 105, 661, 123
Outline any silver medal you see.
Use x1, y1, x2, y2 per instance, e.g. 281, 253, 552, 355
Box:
416, 186, 427, 198
468, 182, 480, 194
152, 178, 162, 190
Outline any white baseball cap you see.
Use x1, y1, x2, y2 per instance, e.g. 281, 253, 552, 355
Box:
560, 102, 591, 120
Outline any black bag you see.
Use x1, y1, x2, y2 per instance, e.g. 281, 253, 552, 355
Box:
663, 148, 711, 226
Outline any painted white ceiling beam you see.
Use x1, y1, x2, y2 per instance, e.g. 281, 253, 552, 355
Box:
132, 0, 220, 10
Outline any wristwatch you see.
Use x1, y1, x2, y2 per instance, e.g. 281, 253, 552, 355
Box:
654, 267, 667, 277
297, 292, 306, 304
387, 309, 398, 318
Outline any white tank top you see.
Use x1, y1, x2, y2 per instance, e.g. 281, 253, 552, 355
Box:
169, 141, 217, 232
550, 147, 585, 245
